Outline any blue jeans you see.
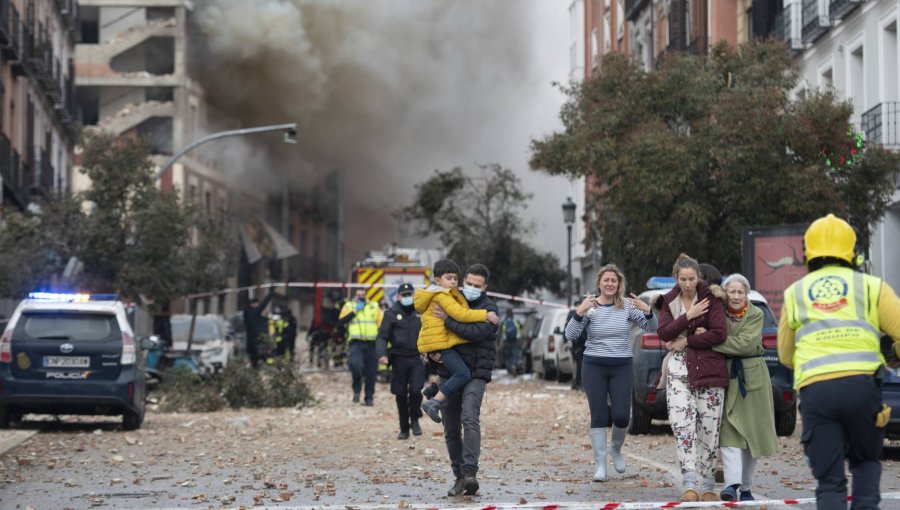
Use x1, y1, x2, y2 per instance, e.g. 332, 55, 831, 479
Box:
348, 340, 377, 402
437, 348, 470, 398
503, 344, 520, 372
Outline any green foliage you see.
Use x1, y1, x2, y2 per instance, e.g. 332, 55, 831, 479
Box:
397, 164, 565, 295
158, 362, 312, 412
530, 40, 900, 289
0, 132, 238, 303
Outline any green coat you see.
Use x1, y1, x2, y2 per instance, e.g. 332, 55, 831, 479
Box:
713, 302, 777, 457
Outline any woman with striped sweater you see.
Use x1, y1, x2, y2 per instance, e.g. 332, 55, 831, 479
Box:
565, 264, 657, 482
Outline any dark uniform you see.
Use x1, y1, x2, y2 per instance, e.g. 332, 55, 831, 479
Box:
243, 290, 274, 367
376, 283, 424, 439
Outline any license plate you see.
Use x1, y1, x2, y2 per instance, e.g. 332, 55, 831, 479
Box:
43, 356, 90, 368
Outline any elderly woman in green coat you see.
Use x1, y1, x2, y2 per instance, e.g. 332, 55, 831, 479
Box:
703, 273, 777, 502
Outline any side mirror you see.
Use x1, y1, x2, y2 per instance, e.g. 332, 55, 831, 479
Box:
141, 335, 161, 350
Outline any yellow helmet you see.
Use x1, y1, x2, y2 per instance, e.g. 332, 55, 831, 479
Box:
804, 214, 856, 265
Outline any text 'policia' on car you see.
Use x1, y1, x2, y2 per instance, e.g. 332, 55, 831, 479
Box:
0, 292, 157, 430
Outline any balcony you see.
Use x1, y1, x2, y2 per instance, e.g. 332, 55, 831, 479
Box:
802, 0, 830, 44
3, 6, 21, 66
862, 102, 900, 151
829, 0, 864, 21
0, 0, 9, 46
625, 0, 650, 22
775, 3, 805, 54
688, 36, 708, 57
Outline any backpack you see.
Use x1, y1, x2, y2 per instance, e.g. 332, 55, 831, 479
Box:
504, 318, 518, 342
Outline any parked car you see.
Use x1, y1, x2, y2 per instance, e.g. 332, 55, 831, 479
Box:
629, 285, 797, 436
0, 292, 156, 430
170, 314, 234, 373
881, 336, 900, 440
531, 307, 576, 381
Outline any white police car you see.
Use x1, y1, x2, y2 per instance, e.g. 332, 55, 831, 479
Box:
0, 292, 155, 430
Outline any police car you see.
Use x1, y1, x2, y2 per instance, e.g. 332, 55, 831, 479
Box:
0, 292, 155, 430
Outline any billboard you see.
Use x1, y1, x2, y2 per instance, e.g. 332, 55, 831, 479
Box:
742, 224, 808, 319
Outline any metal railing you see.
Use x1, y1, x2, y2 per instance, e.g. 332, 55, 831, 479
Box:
862, 102, 900, 150
802, 0, 830, 43
829, 0, 862, 20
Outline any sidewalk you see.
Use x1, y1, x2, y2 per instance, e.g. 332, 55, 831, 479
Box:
0, 429, 36, 456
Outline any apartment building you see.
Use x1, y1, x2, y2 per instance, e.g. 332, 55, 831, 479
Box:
770, 0, 900, 290
0, 0, 79, 211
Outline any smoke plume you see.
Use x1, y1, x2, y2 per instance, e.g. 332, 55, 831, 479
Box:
191, 0, 559, 265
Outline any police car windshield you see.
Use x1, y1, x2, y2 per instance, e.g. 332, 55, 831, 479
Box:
16, 312, 119, 342
171, 317, 222, 343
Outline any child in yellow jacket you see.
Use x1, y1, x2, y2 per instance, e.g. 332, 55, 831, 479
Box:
415, 259, 498, 423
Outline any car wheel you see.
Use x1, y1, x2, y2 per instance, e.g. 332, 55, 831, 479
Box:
629, 395, 652, 435
122, 409, 144, 431
775, 402, 797, 436
543, 362, 557, 381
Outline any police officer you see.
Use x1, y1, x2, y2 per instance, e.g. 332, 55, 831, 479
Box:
778, 214, 900, 510
376, 283, 425, 439
338, 288, 383, 405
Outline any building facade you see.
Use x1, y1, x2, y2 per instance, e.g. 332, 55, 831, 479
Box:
0, 0, 79, 211
778, 0, 900, 290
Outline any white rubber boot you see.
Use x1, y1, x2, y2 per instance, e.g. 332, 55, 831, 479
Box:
589, 428, 608, 481
610, 425, 627, 474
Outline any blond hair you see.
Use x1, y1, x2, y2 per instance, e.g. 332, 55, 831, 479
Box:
595, 263, 627, 309
672, 253, 700, 279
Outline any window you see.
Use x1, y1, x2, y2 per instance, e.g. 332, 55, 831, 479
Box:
849, 44, 864, 111
820, 66, 833, 89
204, 190, 212, 217
617, 0, 624, 40
592, 27, 600, 67
188, 184, 197, 202
884, 20, 898, 102
604, 12, 612, 50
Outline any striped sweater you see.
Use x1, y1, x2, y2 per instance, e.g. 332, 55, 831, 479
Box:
564, 301, 658, 359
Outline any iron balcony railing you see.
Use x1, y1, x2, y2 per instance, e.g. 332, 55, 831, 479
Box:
829, 0, 863, 21
861, 102, 900, 150
802, 0, 830, 43
625, 0, 650, 22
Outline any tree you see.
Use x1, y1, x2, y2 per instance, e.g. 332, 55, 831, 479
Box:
0, 132, 237, 310
530, 41, 900, 289
396, 164, 565, 296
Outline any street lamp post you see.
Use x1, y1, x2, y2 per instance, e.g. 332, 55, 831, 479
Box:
562, 197, 576, 307
153, 123, 298, 181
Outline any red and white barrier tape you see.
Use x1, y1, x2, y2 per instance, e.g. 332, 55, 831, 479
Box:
148, 492, 900, 510
183, 281, 571, 309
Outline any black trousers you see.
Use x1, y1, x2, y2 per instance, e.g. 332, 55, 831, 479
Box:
348, 340, 377, 402
800, 375, 884, 510
582, 357, 632, 428
391, 355, 426, 431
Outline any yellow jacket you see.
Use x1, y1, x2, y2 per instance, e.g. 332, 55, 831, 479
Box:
414, 285, 487, 353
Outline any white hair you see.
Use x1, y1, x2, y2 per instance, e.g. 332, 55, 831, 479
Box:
723, 273, 751, 294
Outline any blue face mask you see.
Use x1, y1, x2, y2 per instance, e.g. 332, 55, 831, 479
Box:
400, 296, 414, 307
461, 285, 482, 302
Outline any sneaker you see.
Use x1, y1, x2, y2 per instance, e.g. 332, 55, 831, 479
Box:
720, 484, 739, 502
397, 431, 410, 440
423, 383, 439, 399
422, 399, 442, 423
739, 490, 755, 501
447, 477, 465, 497
680, 489, 699, 502
700, 491, 719, 502
410, 420, 423, 436
352, 393, 360, 403
462, 474, 479, 495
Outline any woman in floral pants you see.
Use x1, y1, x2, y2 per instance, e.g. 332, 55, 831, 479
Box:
656, 254, 728, 502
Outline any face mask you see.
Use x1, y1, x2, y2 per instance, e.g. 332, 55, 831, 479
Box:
461, 286, 482, 302
400, 296, 414, 307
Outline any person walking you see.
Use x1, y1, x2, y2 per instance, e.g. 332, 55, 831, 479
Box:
429, 263, 499, 497
779, 214, 900, 510
376, 283, 425, 440
657, 254, 727, 502
499, 310, 522, 376
712, 273, 777, 502
243, 289, 275, 368
565, 264, 656, 482
338, 289, 384, 405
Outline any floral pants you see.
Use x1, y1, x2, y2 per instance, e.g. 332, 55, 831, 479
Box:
666, 352, 725, 492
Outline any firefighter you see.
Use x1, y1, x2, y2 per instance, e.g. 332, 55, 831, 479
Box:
376, 283, 425, 439
778, 214, 900, 510
338, 288, 384, 405
266, 307, 288, 365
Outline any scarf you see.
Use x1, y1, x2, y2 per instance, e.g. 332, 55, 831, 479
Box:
726, 302, 748, 321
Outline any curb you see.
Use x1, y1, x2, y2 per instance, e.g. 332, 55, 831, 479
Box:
0, 430, 37, 457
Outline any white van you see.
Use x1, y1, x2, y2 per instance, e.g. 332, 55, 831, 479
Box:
530, 308, 576, 381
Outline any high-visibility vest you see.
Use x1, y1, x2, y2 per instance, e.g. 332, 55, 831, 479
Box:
344, 301, 381, 340
783, 266, 884, 389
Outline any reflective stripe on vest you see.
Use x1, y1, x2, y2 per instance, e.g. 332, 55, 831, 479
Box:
788, 266, 883, 388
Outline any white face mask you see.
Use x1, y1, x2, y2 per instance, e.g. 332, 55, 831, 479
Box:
461, 285, 482, 301
399, 295, 414, 306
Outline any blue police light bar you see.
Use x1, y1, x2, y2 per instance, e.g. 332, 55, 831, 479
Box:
645, 276, 676, 290
28, 292, 119, 302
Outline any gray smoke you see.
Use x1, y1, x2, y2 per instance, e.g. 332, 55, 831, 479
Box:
191, 0, 568, 265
